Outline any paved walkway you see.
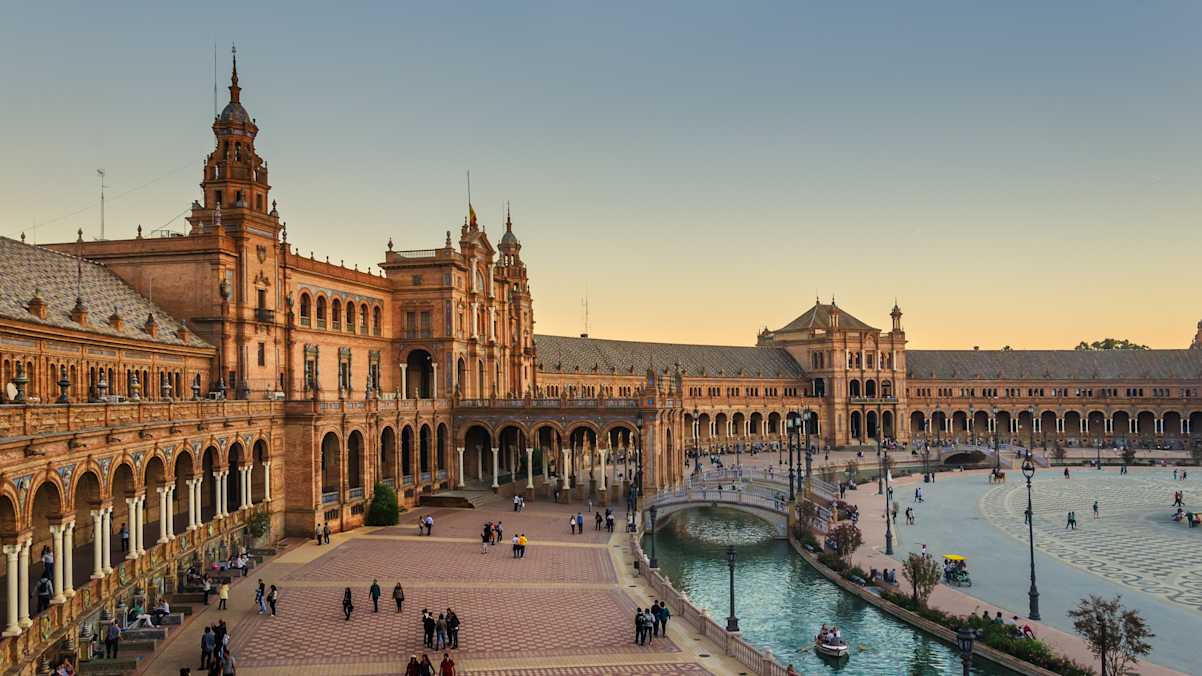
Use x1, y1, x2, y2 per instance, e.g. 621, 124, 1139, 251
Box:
839, 468, 1190, 676
140, 494, 749, 675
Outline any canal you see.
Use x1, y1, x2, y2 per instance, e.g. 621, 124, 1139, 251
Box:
645, 506, 1011, 674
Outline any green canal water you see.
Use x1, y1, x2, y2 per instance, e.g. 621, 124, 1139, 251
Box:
644, 507, 1011, 675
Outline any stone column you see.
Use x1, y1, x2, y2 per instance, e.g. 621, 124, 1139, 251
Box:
136, 495, 147, 555
456, 448, 465, 487
525, 447, 535, 491
157, 488, 170, 544
2, 544, 19, 636
263, 461, 273, 502
62, 521, 75, 598
101, 507, 113, 574
187, 480, 198, 530
491, 447, 500, 489
49, 523, 66, 603
165, 486, 175, 540
125, 498, 139, 560
243, 466, 253, 509
214, 471, 225, 517
399, 364, 408, 400
431, 363, 438, 399
561, 448, 571, 490
90, 510, 104, 579
18, 538, 31, 628
476, 445, 483, 482
599, 447, 608, 492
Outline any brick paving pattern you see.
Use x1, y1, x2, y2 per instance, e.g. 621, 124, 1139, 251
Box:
284, 537, 617, 584
230, 585, 677, 666
388, 505, 616, 544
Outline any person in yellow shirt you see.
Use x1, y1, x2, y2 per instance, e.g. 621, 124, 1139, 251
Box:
517, 534, 528, 559
218, 582, 230, 610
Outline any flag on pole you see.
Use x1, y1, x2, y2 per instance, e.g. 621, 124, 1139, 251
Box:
468, 203, 477, 228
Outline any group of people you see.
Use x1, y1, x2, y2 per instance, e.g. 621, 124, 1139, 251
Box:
869, 568, 897, 585
416, 514, 435, 536
633, 601, 671, 645
817, 623, 846, 646
199, 620, 235, 675
567, 512, 586, 534
403, 652, 457, 675
420, 608, 461, 650
512, 494, 527, 511
253, 578, 279, 616
595, 508, 616, 532
980, 609, 1036, 640
1172, 468, 1189, 481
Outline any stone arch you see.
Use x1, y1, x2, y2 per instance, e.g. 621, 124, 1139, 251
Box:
418, 425, 432, 477
404, 349, 435, 399
496, 424, 527, 481
865, 379, 877, 398
850, 410, 863, 440
882, 410, 894, 438
881, 379, 893, 398
299, 291, 311, 322
714, 412, 728, 439
463, 424, 492, 484
200, 446, 219, 521
749, 411, 764, 436
866, 410, 879, 440
972, 410, 990, 438
456, 357, 467, 396
731, 411, 746, 438
401, 425, 415, 479
320, 432, 341, 500
697, 413, 712, 442
996, 410, 1014, 442
143, 455, 167, 545
910, 410, 927, 435
1163, 411, 1183, 442
251, 438, 269, 503
30, 478, 64, 585
331, 297, 342, 330
951, 410, 969, 438
380, 426, 397, 483
347, 430, 364, 490
437, 423, 448, 476
1039, 411, 1058, 448
849, 379, 861, 398
226, 442, 245, 513
0, 491, 17, 539
767, 411, 782, 435
1062, 410, 1082, 443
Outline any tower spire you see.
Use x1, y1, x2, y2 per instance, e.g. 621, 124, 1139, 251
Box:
229, 43, 241, 103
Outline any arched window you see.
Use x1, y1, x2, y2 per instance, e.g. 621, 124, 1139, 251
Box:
299, 293, 311, 325
331, 299, 342, 330
346, 302, 355, 332
372, 307, 382, 336
360, 305, 368, 332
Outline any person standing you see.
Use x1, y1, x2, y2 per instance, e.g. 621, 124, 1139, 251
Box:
595, 512, 603, 531
576, 512, 584, 535
342, 587, 354, 621
217, 582, 229, 610
606, 510, 614, 533
220, 649, 236, 676
255, 579, 267, 614
518, 533, 527, 558
446, 608, 460, 648
36, 575, 53, 612
315, 523, 322, 545
422, 609, 435, 648
511, 534, 519, 558
419, 654, 435, 676
435, 613, 449, 649
119, 522, 129, 554
201, 575, 212, 605
569, 514, 576, 535
513, 494, 520, 512
438, 652, 456, 676
393, 582, 405, 612
494, 521, 503, 545
104, 621, 121, 659
424, 514, 434, 536
323, 523, 331, 544
268, 585, 278, 616
1092, 500, 1100, 519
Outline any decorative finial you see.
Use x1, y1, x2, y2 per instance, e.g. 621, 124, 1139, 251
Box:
445, 230, 452, 247
20, 232, 25, 243
77, 228, 84, 243
136, 224, 143, 239
505, 201, 512, 228
229, 43, 241, 103
387, 237, 394, 251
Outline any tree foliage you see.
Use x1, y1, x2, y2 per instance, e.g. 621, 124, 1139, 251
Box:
1074, 338, 1149, 351
901, 552, 941, 607
365, 482, 400, 526
829, 522, 862, 564
1068, 595, 1153, 676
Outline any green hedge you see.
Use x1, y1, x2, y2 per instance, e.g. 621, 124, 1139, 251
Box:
881, 591, 1092, 676
365, 482, 400, 526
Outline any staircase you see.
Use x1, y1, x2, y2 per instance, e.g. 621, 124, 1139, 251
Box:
419, 489, 493, 509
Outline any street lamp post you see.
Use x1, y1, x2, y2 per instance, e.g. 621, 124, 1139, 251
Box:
785, 412, 799, 502
1022, 453, 1041, 620
692, 408, 701, 472
725, 545, 739, 632
993, 405, 1000, 475
635, 413, 645, 512
803, 410, 813, 497
648, 504, 659, 568
956, 625, 976, 676
883, 447, 894, 556
1028, 405, 1036, 457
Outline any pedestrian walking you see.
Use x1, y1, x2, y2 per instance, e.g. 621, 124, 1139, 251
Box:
659, 601, 671, 634
651, 601, 662, 637
36, 575, 53, 612
587, 497, 593, 513
393, 582, 405, 612
576, 512, 584, 534
439, 652, 456, 676
494, 520, 503, 544
513, 495, 521, 512
220, 648, 236, 676
569, 514, 577, 534
595, 512, 603, 531
315, 524, 322, 545
323, 523, 331, 544
1092, 500, 1099, 519
268, 585, 278, 616
200, 626, 215, 670
217, 582, 229, 610
424, 514, 434, 536
342, 587, 354, 620
518, 533, 527, 558
606, 510, 615, 532
370, 579, 382, 612
419, 654, 435, 676
511, 534, 520, 558
405, 656, 421, 676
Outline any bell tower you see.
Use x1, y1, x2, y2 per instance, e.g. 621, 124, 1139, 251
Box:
187, 46, 277, 236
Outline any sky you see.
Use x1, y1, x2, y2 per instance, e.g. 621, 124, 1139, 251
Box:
1, 2, 1199, 350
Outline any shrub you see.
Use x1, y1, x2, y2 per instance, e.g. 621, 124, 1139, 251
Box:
817, 551, 847, 572
365, 482, 400, 526
248, 510, 271, 539
828, 522, 863, 565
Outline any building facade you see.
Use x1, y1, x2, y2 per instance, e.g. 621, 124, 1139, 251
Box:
2, 56, 1202, 671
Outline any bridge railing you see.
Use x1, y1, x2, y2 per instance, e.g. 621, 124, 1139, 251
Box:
651, 487, 787, 514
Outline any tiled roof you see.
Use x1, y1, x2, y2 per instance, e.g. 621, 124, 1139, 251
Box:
0, 237, 211, 349
534, 334, 804, 379
775, 302, 876, 332
907, 349, 1202, 381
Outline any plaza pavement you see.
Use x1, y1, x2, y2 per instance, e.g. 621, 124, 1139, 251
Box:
140, 495, 749, 675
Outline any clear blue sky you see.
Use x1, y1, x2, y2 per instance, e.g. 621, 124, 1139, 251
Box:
1, 2, 1199, 348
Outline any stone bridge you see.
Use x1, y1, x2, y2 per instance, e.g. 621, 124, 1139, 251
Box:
645, 486, 790, 539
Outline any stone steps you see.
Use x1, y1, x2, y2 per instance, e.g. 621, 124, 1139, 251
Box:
121, 638, 158, 654
122, 627, 167, 641
78, 657, 140, 675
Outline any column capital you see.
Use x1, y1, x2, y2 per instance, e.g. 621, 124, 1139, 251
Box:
2, 543, 19, 556
156, 486, 168, 495
48, 523, 65, 536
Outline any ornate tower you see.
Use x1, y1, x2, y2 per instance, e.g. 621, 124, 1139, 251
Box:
891, 301, 903, 332
1192, 319, 1202, 349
